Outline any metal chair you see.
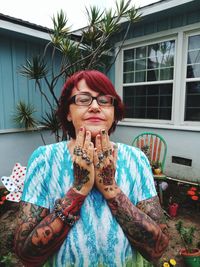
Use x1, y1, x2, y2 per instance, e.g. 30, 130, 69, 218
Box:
132, 132, 167, 204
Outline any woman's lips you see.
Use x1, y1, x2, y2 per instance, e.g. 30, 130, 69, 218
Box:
85, 117, 105, 122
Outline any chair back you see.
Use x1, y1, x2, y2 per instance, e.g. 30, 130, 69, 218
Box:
132, 132, 167, 172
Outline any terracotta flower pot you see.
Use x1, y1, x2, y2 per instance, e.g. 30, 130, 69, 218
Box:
169, 203, 179, 217
153, 168, 162, 175
180, 248, 200, 267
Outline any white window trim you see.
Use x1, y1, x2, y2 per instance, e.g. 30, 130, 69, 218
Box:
115, 22, 200, 131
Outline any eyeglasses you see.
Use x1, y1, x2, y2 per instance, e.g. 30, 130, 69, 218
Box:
69, 93, 116, 107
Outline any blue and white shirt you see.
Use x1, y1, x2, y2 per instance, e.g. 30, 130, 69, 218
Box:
22, 142, 157, 267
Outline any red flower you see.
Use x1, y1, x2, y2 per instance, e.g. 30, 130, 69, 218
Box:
187, 190, 195, 196
1, 196, 6, 201
190, 187, 197, 191
191, 195, 199, 201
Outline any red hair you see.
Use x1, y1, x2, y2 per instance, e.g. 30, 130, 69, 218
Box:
57, 70, 124, 139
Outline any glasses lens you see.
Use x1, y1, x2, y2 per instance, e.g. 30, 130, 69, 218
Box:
98, 95, 114, 106
75, 94, 91, 106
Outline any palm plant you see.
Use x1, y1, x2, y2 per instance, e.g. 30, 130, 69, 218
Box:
13, 101, 38, 129
18, 0, 140, 141
13, 101, 46, 145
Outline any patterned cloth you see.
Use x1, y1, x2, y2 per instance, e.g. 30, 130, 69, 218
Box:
22, 142, 157, 267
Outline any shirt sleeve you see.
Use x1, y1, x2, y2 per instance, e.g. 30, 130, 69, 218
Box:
21, 146, 49, 208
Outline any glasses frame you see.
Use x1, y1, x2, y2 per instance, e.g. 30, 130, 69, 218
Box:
69, 93, 116, 107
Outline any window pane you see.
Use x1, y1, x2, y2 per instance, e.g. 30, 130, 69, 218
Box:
188, 35, 200, 50
185, 82, 200, 121
123, 72, 134, 83
123, 84, 172, 120
187, 35, 200, 79
160, 67, 173, 80
136, 46, 146, 59
135, 59, 146, 70
123, 40, 175, 84
147, 69, 159, 81
187, 64, 200, 78
124, 61, 134, 72
135, 71, 146, 82
187, 51, 200, 64
124, 49, 134, 60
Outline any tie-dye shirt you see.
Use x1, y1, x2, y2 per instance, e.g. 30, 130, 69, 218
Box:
22, 141, 157, 267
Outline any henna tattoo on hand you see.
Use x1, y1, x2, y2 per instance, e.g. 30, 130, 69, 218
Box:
73, 162, 90, 191
98, 163, 117, 192
107, 192, 169, 262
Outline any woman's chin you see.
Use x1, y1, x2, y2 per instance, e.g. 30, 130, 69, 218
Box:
85, 126, 105, 137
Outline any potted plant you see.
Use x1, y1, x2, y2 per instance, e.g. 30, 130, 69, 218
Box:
175, 220, 200, 267
151, 160, 162, 175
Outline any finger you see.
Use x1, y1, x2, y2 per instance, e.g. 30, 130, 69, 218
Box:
93, 148, 100, 168
87, 142, 94, 162
83, 131, 91, 151
113, 144, 118, 163
75, 127, 85, 147
101, 129, 108, 151
95, 134, 102, 153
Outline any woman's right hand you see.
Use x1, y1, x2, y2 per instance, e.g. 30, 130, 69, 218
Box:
72, 127, 95, 196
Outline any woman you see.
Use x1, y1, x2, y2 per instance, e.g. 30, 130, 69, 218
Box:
14, 70, 169, 267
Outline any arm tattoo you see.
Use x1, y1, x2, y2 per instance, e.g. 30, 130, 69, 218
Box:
73, 162, 90, 191
15, 188, 86, 266
107, 192, 169, 262
137, 196, 169, 237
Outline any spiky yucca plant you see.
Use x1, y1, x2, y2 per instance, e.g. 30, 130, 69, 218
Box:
18, 0, 141, 141
13, 101, 38, 129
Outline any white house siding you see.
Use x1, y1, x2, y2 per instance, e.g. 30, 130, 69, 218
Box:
111, 125, 200, 183
111, 0, 200, 183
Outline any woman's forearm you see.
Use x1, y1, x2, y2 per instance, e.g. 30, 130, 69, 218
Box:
14, 188, 86, 267
107, 191, 169, 263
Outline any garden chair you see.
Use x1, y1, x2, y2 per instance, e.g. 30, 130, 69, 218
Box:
132, 132, 167, 204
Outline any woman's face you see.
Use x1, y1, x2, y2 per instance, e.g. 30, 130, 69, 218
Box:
67, 79, 115, 138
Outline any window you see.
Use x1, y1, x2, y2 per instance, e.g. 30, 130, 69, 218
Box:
185, 34, 200, 121
123, 40, 175, 120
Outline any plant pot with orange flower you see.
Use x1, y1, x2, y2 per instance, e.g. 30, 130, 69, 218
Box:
151, 161, 162, 175
176, 220, 200, 267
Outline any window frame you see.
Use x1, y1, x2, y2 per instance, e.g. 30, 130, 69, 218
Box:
180, 30, 200, 127
115, 23, 200, 131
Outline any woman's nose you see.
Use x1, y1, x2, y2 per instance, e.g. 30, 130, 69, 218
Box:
88, 99, 100, 111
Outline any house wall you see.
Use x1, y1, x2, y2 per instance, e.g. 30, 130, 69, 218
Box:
0, 130, 55, 179
0, 27, 63, 183
111, 126, 200, 183
110, 0, 200, 183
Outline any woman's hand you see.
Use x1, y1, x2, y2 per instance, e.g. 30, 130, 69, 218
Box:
73, 127, 95, 196
94, 129, 120, 199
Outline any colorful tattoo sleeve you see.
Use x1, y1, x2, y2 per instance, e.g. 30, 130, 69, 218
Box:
107, 192, 169, 262
14, 188, 86, 266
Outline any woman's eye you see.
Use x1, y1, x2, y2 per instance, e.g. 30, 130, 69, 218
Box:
78, 97, 90, 103
99, 97, 109, 104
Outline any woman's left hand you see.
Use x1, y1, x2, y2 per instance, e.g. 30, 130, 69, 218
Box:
94, 129, 120, 199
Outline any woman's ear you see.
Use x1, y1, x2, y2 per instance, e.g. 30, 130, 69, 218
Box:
67, 112, 72, 121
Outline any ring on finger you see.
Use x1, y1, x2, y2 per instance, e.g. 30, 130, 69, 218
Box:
103, 149, 112, 157
85, 156, 92, 165
98, 153, 104, 161
95, 162, 101, 169
74, 146, 83, 156
82, 152, 87, 160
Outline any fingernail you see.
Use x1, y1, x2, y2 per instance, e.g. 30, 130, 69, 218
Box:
80, 127, 83, 131
86, 131, 90, 136
101, 129, 106, 134
114, 144, 118, 149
